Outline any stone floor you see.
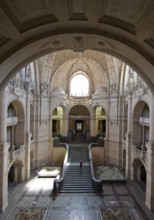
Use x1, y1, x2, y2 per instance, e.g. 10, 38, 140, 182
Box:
0, 171, 154, 220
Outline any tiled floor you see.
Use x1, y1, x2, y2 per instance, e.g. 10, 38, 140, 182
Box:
0, 172, 154, 220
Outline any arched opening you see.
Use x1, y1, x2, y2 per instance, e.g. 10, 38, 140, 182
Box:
52, 106, 64, 137
8, 166, 15, 185
8, 160, 23, 188
133, 159, 146, 192
133, 101, 149, 150
69, 105, 90, 143
0, 1, 154, 214
95, 106, 106, 138
7, 100, 25, 150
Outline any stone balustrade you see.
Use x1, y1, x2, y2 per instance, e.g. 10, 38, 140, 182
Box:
8, 145, 25, 163
131, 144, 147, 163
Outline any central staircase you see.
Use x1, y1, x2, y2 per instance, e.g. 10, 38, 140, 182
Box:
59, 144, 95, 193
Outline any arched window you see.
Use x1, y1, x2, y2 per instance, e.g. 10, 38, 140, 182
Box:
7, 103, 16, 117
142, 104, 149, 118
70, 74, 89, 97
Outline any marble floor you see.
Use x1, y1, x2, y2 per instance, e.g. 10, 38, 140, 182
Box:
0, 172, 154, 220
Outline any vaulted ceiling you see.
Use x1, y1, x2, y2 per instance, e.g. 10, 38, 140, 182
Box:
0, 0, 153, 90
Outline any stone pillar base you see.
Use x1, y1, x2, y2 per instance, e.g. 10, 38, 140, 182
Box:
0, 199, 8, 213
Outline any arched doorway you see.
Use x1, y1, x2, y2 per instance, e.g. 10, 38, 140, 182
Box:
95, 106, 106, 138
52, 106, 64, 137
8, 166, 14, 185
7, 100, 25, 150
69, 105, 90, 143
133, 159, 146, 191
133, 101, 149, 150
8, 160, 23, 188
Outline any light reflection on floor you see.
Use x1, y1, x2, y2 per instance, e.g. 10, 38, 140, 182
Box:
26, 177, 55, 194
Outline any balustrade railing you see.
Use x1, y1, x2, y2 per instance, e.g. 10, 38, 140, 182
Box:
132, 144, 147, 162
8, 144, 25, 162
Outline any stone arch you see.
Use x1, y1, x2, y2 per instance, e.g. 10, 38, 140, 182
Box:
50, 56, 106, 97
8, 159, 24, 184
7, 99, 25, 117
132, 158, 147, 191
68, 105, 90, 142
0, 32, 153, 93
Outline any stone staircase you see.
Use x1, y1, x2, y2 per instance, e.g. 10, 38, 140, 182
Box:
59, 144, 95, 193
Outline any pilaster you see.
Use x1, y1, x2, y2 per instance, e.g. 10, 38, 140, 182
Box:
24, 84, 31, 179
90, 117, 95, 136
125, 93, 132, 179
0, 89, 8, 212
146, 93, 154, 210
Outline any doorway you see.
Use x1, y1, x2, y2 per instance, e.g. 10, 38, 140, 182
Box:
75, 120, 83, 132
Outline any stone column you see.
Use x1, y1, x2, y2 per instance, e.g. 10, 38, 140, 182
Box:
104, 117, 109, 163
12, 125, 15, 146
0, 89, 9, 212
142, 126, 144, 145
125, 93, 132, 179
90, 117, 95, 136
146, 93, 154, 210
24, 83, 31, 179
63, 117, 68, 136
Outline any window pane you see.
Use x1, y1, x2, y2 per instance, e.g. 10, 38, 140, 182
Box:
70, 74, 89, 96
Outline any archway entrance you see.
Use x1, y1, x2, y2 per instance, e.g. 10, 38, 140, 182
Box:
69, 105, 90, 143
52, 106, 64, 137
7, 100, 25, 150
133, 159, 146, 192
8, 160, 23, 189
133, 101, 149, 150
8, 166, 14, 185
95, 106, 106, 138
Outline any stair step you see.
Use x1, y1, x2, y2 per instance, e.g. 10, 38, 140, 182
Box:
61, 189, 94, 192
59, 145, 96, 193
63, 185, 93, 189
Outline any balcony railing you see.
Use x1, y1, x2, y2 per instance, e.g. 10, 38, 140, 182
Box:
8, 145, 25, 162
67, 96, 92, 104
132, 144, 147, 162
7, 116, 18, 125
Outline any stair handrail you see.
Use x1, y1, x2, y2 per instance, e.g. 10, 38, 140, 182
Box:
88, 143, 103, 191
53, 138, 69, 192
